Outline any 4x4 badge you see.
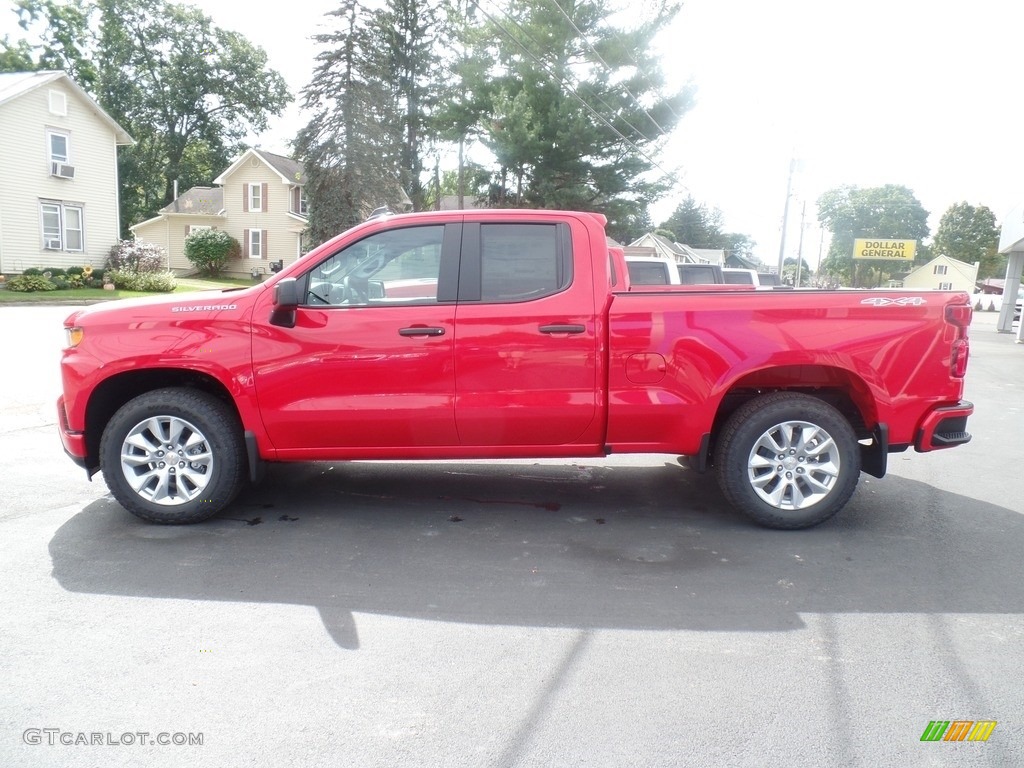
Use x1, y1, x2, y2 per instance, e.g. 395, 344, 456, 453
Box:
860, 297, 927, 307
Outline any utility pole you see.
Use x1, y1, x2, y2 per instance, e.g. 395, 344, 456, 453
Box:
795, 201, 806, 287
777, 158, 796, 277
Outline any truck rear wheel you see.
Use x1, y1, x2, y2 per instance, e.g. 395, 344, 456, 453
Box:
714, 393, 860, 529
99, 388, 246, 524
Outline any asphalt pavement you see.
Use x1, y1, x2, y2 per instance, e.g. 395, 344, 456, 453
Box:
1, 305, 1022, 767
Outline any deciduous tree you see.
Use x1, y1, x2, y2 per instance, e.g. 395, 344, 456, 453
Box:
817, 184, 930, 287
96, 0, 289, 231
933, 202, 1003, 279
3, 0, 290, 235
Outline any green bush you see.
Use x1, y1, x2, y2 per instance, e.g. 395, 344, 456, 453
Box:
183, 229, 241, 276
22, 268, 43, 276
49, 276, 71, 290
66, 266, 85, 277
109, 269, 177, 292
42, 267, 66, 277
8, 275, 58, 292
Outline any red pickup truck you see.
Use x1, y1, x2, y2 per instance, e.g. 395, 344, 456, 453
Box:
58, 209, 973, 529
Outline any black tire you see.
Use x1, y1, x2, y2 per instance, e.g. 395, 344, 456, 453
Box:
99, 388, 246, 524
713, 392, 860, 529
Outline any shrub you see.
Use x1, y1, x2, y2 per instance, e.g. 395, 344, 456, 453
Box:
42, 267, 66, 277
107, 240, 167, 274
108, 269, 177, 292
7, 275, 57, 292
183, 229, 241, 276
66, 266, 85, 277
22, 267, 43, 276
49, 276, 71, 290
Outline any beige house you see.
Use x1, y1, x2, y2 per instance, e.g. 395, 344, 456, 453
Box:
0, 70, 133, 274
900, 255, 979, 292
132, 148, 308, 279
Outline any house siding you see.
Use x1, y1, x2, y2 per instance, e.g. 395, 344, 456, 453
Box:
0, 78, 123, 273
221, 161, 304, 278
902, 256, 978, 293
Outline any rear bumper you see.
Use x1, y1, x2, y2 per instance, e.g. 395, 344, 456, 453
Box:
915, 400, 973, 452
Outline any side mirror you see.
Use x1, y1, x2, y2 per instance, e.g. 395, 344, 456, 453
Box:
270, 277, 300, 328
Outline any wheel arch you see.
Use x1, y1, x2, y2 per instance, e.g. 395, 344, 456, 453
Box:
82, 369, 242, 474
700, 364, 885, 476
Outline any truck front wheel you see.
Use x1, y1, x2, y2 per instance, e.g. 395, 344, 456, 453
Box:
714, 393, 860, 529
99, 388, 246, 524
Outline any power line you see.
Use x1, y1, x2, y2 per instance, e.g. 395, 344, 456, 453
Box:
539, 0, 672, 140
470, 0, 684, 186
477, 0, 656, 149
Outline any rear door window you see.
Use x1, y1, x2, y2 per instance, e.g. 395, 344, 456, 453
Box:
458, 222, 572, 302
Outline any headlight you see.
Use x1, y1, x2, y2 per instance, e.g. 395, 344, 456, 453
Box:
64, 326, 84, 348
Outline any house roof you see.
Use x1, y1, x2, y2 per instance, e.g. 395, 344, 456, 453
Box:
726, 253, 759, 270
628, 233, 717, 264
158, 186, 224, 215
213, 148, 305, 186
0, 70, 133, 145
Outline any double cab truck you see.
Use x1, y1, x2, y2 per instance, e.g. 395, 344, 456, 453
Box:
58, 209, 974, 529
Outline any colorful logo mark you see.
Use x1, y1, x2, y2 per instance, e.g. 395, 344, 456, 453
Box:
921, 721, 997, 742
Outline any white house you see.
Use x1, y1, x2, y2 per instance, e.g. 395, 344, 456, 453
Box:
900, 254, 978, 293
0, 70, 133, 274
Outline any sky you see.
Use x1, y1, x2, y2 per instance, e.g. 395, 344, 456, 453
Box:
5, 0, 1024, 269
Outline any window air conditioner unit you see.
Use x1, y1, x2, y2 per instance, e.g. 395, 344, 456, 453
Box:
44, 239, 62, 250
51, 162, 76, 179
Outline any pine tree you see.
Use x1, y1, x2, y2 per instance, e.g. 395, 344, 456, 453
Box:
295, 0, 405, 245
471, 0, 692, 240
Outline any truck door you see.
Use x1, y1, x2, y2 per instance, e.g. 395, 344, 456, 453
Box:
453, 219, 601, 447
251, 222, 461, 452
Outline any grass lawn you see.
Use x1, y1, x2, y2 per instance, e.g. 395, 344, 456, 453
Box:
0, 276, 258, 305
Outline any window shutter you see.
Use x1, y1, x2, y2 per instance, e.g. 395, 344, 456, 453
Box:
243, 185, 249, 213
263, 230, 268, 257
244, 228, 250, 257
292, 187, 299, 213
262, 183, 268, 212
186, 225, 191, 235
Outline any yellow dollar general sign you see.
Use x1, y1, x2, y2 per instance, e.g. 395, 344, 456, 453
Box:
920, 720, 997, 742
853, 238, 917, 260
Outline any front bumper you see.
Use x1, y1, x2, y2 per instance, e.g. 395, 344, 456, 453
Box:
915, 400, 973, 452
57, 395, 92, 474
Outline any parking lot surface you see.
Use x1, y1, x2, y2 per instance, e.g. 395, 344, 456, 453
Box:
1, 306, 1022, 767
